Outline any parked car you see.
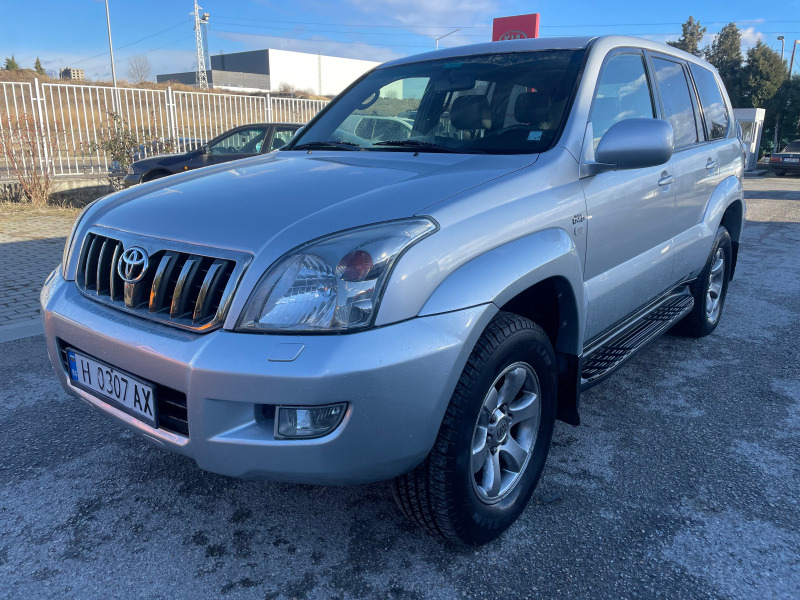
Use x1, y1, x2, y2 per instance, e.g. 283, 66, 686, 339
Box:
768, 140, 800, 176
122, 123, 302, 187
42, 36, 744, 546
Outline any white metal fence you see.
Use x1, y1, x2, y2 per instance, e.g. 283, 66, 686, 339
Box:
0, 79, 328, 177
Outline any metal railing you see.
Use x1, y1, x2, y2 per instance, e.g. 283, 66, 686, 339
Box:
0, 79, 329, 177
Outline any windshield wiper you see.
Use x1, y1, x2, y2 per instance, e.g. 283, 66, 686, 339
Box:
372, 140, 484, 154
291, 140, 363, 151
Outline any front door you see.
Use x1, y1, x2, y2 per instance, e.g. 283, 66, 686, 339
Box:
582, 50, 676, 341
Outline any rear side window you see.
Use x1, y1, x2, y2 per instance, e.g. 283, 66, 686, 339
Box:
689, 64, 729, 140
591, 53, 654, 146
652, 57, 700, 149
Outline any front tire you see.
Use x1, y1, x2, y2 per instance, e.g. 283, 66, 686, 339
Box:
678, 226, 732, 337
391, 312, 557, 545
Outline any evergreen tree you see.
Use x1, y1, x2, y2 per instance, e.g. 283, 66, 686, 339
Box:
740, 41, 787, 108
34, 57, 45, 76
4, 55, 20, 70
704, 23, 743, 105
667, 17, 707, 56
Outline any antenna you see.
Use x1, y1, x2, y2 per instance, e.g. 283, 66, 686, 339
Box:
192, 1, 210, 89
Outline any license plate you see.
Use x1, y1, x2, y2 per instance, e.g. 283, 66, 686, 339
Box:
784, 157, 800, 163
67, 349, 157, 426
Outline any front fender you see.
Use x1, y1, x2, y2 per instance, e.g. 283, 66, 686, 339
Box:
419, 228, 586, 353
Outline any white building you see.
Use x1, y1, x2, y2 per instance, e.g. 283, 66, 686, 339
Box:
157, 49, 380, 96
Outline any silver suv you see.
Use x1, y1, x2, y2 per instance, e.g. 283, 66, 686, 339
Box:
42, 36, 744, 545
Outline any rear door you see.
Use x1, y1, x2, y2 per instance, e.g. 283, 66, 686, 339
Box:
582, 50, 676, 340
648, 54, 720, 281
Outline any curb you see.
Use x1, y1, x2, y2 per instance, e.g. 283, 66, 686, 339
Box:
0, 319, 44, 343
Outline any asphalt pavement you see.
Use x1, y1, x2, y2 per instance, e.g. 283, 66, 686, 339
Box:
1, 175, 798, 600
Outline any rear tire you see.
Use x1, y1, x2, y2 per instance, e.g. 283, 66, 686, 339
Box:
391, 312, 557, 546
774, 170, 786, 177
677, 226, 731, 337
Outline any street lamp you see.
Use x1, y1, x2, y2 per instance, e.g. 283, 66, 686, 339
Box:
435, 28, 461, 50
778, 35, 785, 65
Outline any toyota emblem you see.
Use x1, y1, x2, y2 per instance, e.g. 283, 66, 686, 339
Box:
117, 247, 149, 283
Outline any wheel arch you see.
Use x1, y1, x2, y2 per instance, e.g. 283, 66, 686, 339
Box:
142, 168, 173, 182
418, 228, 586, 426
703, 175, 744, 280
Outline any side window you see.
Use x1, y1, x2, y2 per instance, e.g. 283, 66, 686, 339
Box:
689, 64, 729, 140
269, 128, 298, 151
591, 53, 654, 146
651, 57, 700, 148
208, 127, 268, 155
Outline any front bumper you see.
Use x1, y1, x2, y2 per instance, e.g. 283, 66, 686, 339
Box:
41, 271, 495, 484
122, 173, 143, 188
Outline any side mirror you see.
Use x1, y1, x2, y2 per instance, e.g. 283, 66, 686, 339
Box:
585, 118, 674, 176
201, 144, 209, 155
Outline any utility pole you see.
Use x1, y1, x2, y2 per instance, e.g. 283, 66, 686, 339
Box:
193, 0, 210, 89
104, 0, 117, 88
435, 28, 461, 50
789, 40, 799, 79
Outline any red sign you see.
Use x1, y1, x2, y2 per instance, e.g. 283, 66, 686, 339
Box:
492, 13, 540, 41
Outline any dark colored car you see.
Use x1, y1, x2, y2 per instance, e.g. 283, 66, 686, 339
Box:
768, 140, 800, 176
123, 123, 302, 187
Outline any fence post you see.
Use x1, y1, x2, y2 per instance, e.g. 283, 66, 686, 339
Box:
166, 87, 178, 150
266, 93, 273, 123
32, 78, 50, 176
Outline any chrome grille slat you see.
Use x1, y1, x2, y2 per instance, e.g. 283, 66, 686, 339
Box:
149, 253, 178, 313
75, 232, 250, 332
109, 242, 123, 301
170, 257, 201, 318
193, 260, 226, 323
95, 239, 110, 294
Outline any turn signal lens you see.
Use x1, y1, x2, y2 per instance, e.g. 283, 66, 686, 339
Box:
337, 250, 373, 281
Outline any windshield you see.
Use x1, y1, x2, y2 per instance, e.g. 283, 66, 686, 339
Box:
288, 50, 586, 155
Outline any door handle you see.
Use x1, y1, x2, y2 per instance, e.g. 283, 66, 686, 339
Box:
658, 173, 674, 187
706, 158, 718, 172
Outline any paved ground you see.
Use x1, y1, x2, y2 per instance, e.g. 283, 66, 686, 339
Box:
1, 176, 798, 599
0, 210, 74, 326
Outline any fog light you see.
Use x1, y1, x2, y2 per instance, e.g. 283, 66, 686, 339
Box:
276, 403, 347, 439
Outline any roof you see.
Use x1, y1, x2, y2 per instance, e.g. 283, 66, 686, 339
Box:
378, 35, 715, 71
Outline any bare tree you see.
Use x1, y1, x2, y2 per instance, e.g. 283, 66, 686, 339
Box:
0, 112, 65, 205
127, 55, 152, 84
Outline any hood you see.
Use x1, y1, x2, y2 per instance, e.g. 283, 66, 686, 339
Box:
91, 151, 537, 256
131, 152, 192, 171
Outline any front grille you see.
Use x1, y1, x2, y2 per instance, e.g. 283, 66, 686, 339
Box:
76, 231, 249, 332
57, 340, 189, 437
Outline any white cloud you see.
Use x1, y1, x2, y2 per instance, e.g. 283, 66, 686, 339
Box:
346, 0, 497, 28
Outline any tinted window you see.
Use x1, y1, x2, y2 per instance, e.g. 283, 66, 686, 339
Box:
652, 57, 699, 148
591, 53, 654, 146
783, 142, 800, 153
269, 127, 297, 151
689, 64, 728, 140
208, 127, 268, 155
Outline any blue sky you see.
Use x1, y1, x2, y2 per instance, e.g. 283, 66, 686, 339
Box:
2, 0, 799, 81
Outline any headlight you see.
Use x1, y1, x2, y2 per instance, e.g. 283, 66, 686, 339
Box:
237, 218, 437, 332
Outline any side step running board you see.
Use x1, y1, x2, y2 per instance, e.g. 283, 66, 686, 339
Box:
580, 294, 694, 389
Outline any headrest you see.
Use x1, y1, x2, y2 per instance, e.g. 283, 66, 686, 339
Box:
514, 92, 551, 124
450, 95, 491, 130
